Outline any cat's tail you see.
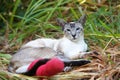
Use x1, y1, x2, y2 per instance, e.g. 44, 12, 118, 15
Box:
64, 59, 90, 67
63, 59, 90, 71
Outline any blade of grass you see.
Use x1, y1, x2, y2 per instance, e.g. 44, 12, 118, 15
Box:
70, 8, 79, 19
98, 19, 118, 40
45, 0, 63, 22
21, 0, 46, 25
102, 38, 113, 54
0, 14, 14, 32
87, 33, 120, 38
25, 0, 46, 19
10, 0, 20, 25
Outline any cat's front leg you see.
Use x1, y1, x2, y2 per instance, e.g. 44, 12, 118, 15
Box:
79, 51, 93, 58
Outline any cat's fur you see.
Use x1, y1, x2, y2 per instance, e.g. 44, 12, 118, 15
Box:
8, 47, 57, 73
21, 14, 88, 59
8, 15, 89, 73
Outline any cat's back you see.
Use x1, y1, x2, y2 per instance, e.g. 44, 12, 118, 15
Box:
22, 38, 58, 48
12, 47, 57, 59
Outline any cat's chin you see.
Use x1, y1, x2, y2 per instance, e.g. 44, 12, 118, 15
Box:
70, 38, 79, 42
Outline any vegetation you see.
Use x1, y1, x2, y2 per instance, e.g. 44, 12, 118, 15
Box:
0, 0, 120, 80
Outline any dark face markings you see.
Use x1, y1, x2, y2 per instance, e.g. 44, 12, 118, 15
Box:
64, 22, 84, 41
70, 23, 75, 28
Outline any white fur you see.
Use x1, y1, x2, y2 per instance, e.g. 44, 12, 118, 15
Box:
22, 38, 58, 49
57, 36, 87, 59
21, 17, 88, 59
21, 35, 87, 60
16, 64, 30, 73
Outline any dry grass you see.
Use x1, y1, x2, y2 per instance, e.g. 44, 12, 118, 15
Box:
0, 43, 120, 80
50, 44, 120, 80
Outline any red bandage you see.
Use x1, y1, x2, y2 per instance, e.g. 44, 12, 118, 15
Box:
27, 58, 64, 77
28, 59, 41, 71
36, 58, 64, 76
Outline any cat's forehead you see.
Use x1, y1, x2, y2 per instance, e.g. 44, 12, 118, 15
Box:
64, 22, 83, 29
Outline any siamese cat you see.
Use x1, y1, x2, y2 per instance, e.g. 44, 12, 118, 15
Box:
21, 14, 88, 59
8, 15, 90, 74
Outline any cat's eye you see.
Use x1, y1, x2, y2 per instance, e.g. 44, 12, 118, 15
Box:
76, 28, 80, 30
66, 29, 70, 31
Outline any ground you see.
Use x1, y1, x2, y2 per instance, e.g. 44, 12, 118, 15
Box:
0, 43, 120, 80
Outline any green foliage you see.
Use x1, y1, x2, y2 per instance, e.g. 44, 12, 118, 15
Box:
0, 0, 120, 50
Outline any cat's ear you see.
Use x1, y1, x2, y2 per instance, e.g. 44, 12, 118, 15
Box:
78, 14, 87, 26
56, 18, 67, 30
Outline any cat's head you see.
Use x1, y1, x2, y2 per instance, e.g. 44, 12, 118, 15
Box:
57, 15, 86, 41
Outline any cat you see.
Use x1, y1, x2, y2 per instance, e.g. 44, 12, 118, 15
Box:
8, 15, 90, 74
21, 14, 88, 59
8, 47, 90, 74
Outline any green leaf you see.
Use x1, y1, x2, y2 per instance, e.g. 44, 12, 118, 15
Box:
0, 53, 12, 60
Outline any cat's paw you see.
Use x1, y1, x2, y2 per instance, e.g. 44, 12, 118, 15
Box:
63, 66, 72, 72
79, 52, 90, 58
15, 64, 30, 74
80, 51, 99, 58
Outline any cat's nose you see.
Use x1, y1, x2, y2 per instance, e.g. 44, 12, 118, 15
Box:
72, 34, 76, 38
